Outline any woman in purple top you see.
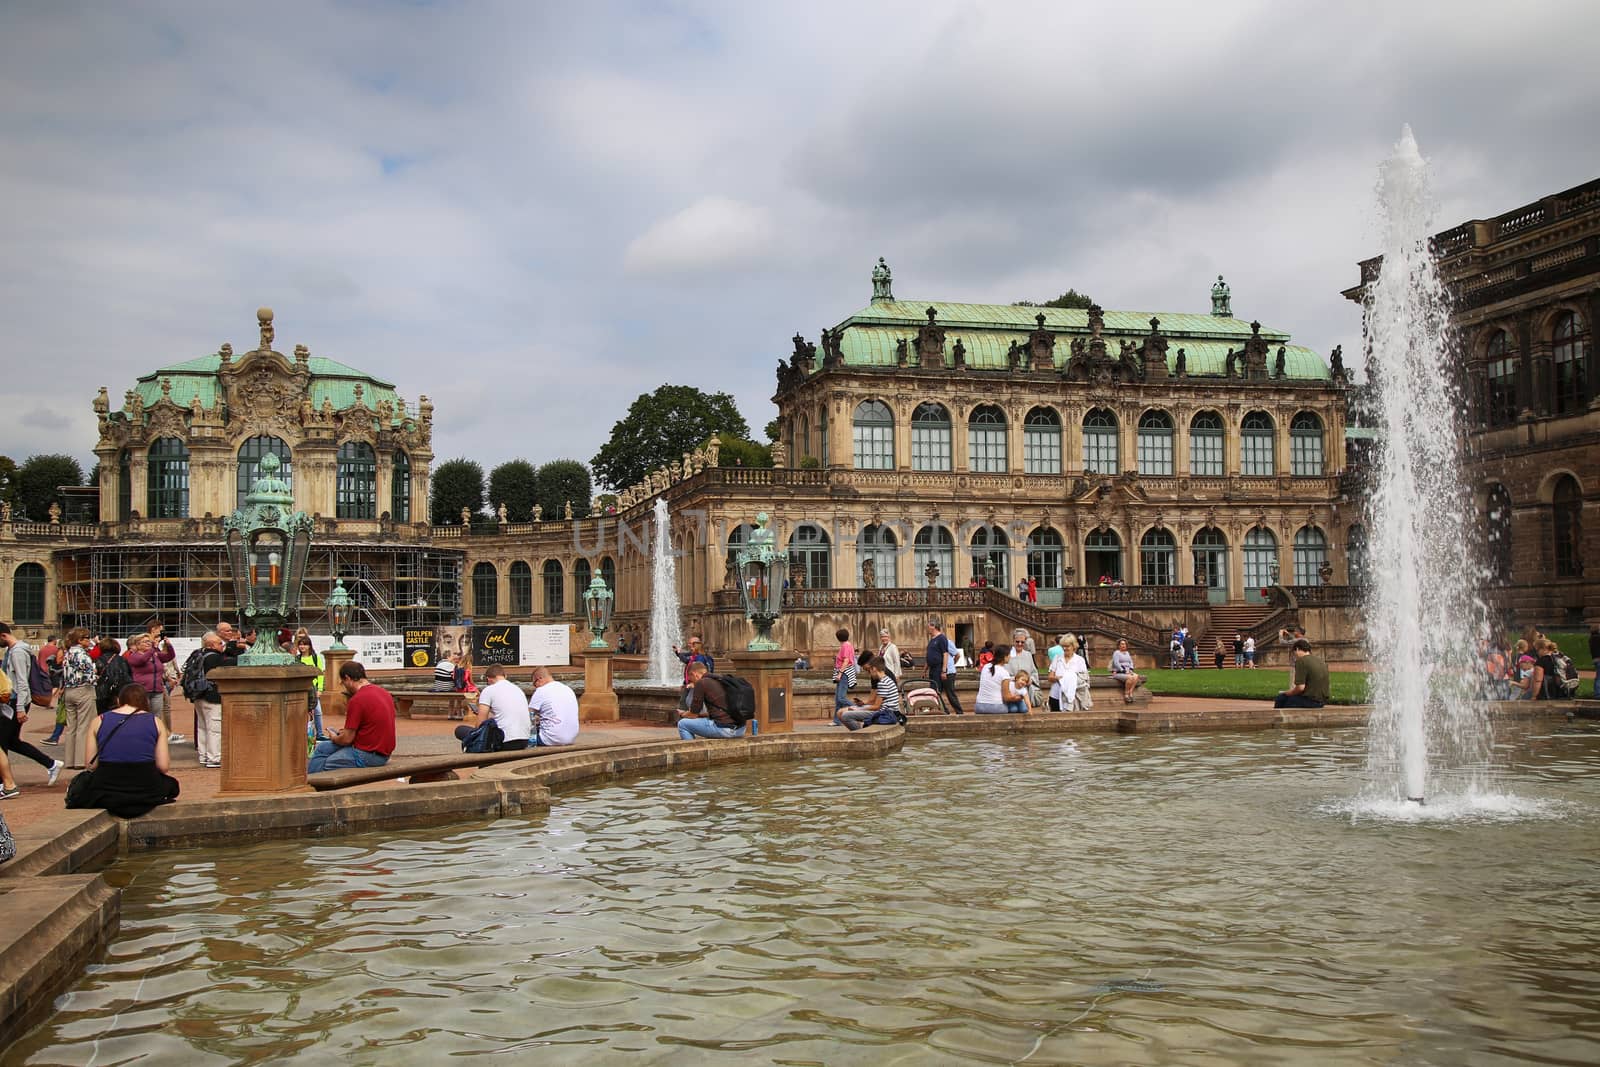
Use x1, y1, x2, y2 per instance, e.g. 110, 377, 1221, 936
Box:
67, 684, 180, 818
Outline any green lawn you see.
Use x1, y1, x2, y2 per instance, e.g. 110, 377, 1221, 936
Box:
1124, 667, 1372, 705
1547, 631, 1597, 671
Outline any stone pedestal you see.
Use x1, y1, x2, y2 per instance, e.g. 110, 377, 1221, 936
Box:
321, 646, 356, 720
730, 649, 795, 734
207, 663, 319, 794
579, 647, 620, 722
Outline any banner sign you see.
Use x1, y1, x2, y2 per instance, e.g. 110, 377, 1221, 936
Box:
519, 624, 571, 666
472, 625, 521, 666
403, 628, 436, 668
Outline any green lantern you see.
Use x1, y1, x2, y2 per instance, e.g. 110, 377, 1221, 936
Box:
735, 512, 788, 652
582, 574, 614, 649
222, 452, 314, 665
326, 578, 353, 651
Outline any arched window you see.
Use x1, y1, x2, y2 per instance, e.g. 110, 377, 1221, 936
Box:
392, 450, 412, 523
237, 435, 292, 508
969, 524, 1009, 588
146, 438, 189, 519
117, 449, 131, 522
11, 562, 46, 625
600, 555, 616, 594
509, 561, 533, 616
1139, 528, 1176, 585
1552, 475, 1583, 578
1190, 411, 1224, 477
1485, 484, 1512, 581
1023, 407, 1062, 474
1244, 527, 1278, 591
968, 406, 1008, 473
1290, 413, 1325, 476
336, 441, 377, 519
913, 525, 955, 588
799, 414, 811, 461
1484, 329, 1518, 427
472, 562, 498, 617
1027, 527, 1064, 591
542, 560, 565, 616
1085, 529, 1122, 584
572, 558, 592, 602
1294, 526, 1329, 586
1241, 412, 1275, 476
1553, 311, 1588, 415
1192, 527, 1228, 597
852, 400, 894, 469
1083, 409, 1119, 475
911, 402, 952, 471
818, 406, 829, 467
1347, 523, 1369, 588
858, 524, 898, 588
788, 524, 831, 589
1136, 411, 1174, 475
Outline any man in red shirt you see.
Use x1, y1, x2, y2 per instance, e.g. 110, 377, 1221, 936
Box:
307, 661, 396, 772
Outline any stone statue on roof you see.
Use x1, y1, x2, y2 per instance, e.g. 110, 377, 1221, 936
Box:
94, 387, 110, 417
257, 307, 275, 352
1330, 344, 1345, 380
1275, 346, 1287, 378
533, 503, 543, 522
497, 502, 507, 523
871, 257, 893, 302
1211, 275, 1232, 317
1175, 347, 1187, 377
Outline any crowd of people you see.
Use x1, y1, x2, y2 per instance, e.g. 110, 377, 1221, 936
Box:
1479, 628, 1592, 701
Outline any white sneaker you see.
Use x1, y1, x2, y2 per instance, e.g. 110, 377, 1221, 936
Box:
47, 759, 64, 786
168, 733, 189, 744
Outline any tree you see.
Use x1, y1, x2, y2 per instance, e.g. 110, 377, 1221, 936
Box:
17, 454, 83, 520
763, 418, 780, 443
1014, 288, 1095, 310
715, 432, 772, 470
487, 459, 538, 522
429, 458, 484, 526
535, 459, 593, 520
590, 384, 750, 490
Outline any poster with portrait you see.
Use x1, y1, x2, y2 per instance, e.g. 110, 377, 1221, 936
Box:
403, 628, 436, 669
472, 624, 520, 666
435, 625, 471, 666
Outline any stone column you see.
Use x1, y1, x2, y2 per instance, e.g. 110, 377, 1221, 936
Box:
321, 646, 356, 720
207, 663, 319, 794
375, 452, 393, 520
1516, 311, 1536, 416
127, 451, 150, 517
837, 536, 858, 590
1587, 289, 1600, 408
578, 646, 619, 722
729, 648, 794, 735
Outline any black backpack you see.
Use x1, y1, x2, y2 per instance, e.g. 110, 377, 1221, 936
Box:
96, 655, 132, 712
710, 674, 757, 727
180, 649, 211, 702
27, 652, 51, 697
1551, 652, 1581, 698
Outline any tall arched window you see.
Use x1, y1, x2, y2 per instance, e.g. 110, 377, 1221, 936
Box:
1139, 528, 1176, 585
146, 438, 189, 519
1027, 528, 1064, 592
969, 524, 1009, 588
1241, 412, 1275, 476
337, 441, 377, 519
472, 562, 498, 617
117, 449, 131, 522
911, 402, 952, 471
1190, 411, 1224, 477
541, 560, 565, 616
799, 414, 811, 461
391, 450, 411, 523
1023, 407, 1062, 474
818, 406, 829, 466
858, 524, 898, 588
1136, 411, 1174, 475
1083, 409, 1118, 474
1085, 529, 1122, 584
237, 435, 292, 508
1552, 475, 1583, 578
1244, 527, 1278, 592
913, 525, 955, 588
509, 561, 533, 616
788, 524, 832, 589
967, 406, 1008, 473
1192, 527, 1228, 599
1485, 329, 1518, 427
11, 562, 46, 625
572, 558, 592, 602
1294, 526, 1329, 586
1346, 523, 1369, 588
1486, 484, 1512, 581
1553, 311, 1588, 415
1290, 413, 1325, 476
600, 556, 616, 595
852, 400, 894, 469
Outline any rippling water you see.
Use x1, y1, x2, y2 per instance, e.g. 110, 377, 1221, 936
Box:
11, 726, 1600, 1066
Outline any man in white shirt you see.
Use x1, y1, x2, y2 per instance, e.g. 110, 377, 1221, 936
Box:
453, 664, 532, 750
527, 666, 580, 747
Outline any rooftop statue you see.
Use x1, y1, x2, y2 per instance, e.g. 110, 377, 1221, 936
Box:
871, 256, 894, 301
1211, 275, 1232, 317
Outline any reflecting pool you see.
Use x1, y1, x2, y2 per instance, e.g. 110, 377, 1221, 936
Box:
10, 725, 1600, 1065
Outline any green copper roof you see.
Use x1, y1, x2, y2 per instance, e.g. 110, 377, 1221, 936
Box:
844, 301, 1292, 342
130, 353, 406, 423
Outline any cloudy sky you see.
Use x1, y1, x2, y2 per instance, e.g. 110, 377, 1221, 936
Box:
3, 0, 1596, 485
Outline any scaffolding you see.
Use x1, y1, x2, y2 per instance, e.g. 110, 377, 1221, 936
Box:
55, 541, 464, 638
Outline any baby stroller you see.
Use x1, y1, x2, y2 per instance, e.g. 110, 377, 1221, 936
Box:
904, 686, 946, 716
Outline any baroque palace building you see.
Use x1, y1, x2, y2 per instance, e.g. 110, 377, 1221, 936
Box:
1, 266, 1360, 665
1344, 176, 1599, 629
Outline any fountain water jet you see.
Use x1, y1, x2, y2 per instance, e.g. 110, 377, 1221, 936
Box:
1361, 125, 1494, 806
648, 497, 682, 685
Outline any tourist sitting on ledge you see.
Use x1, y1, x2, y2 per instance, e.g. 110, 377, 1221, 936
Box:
677, 661, 747, 740
65, 683, 179, 819
1110, 638, 1142, 703
974, 645, 1028, 714
309, 662, 396, 772
454, 664, 531, 752
528, 665, 580, 746
839, 655, 904, 730
1273, 639, 1329, 709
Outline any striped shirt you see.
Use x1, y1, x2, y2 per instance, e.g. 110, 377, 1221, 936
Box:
874, 673, 901, 714
432, 660, 457, 692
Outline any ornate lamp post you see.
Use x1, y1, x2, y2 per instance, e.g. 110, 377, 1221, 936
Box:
583, 574, 614, 649
735, 512, 787, 652
223, 453, 313, 665
326, 578, 353, 651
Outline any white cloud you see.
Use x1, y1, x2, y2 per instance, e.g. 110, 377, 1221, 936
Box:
623, 196, 777, 276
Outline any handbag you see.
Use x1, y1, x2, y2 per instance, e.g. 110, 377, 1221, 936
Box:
0, 810, 14, 863
460, 719, 503, 754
